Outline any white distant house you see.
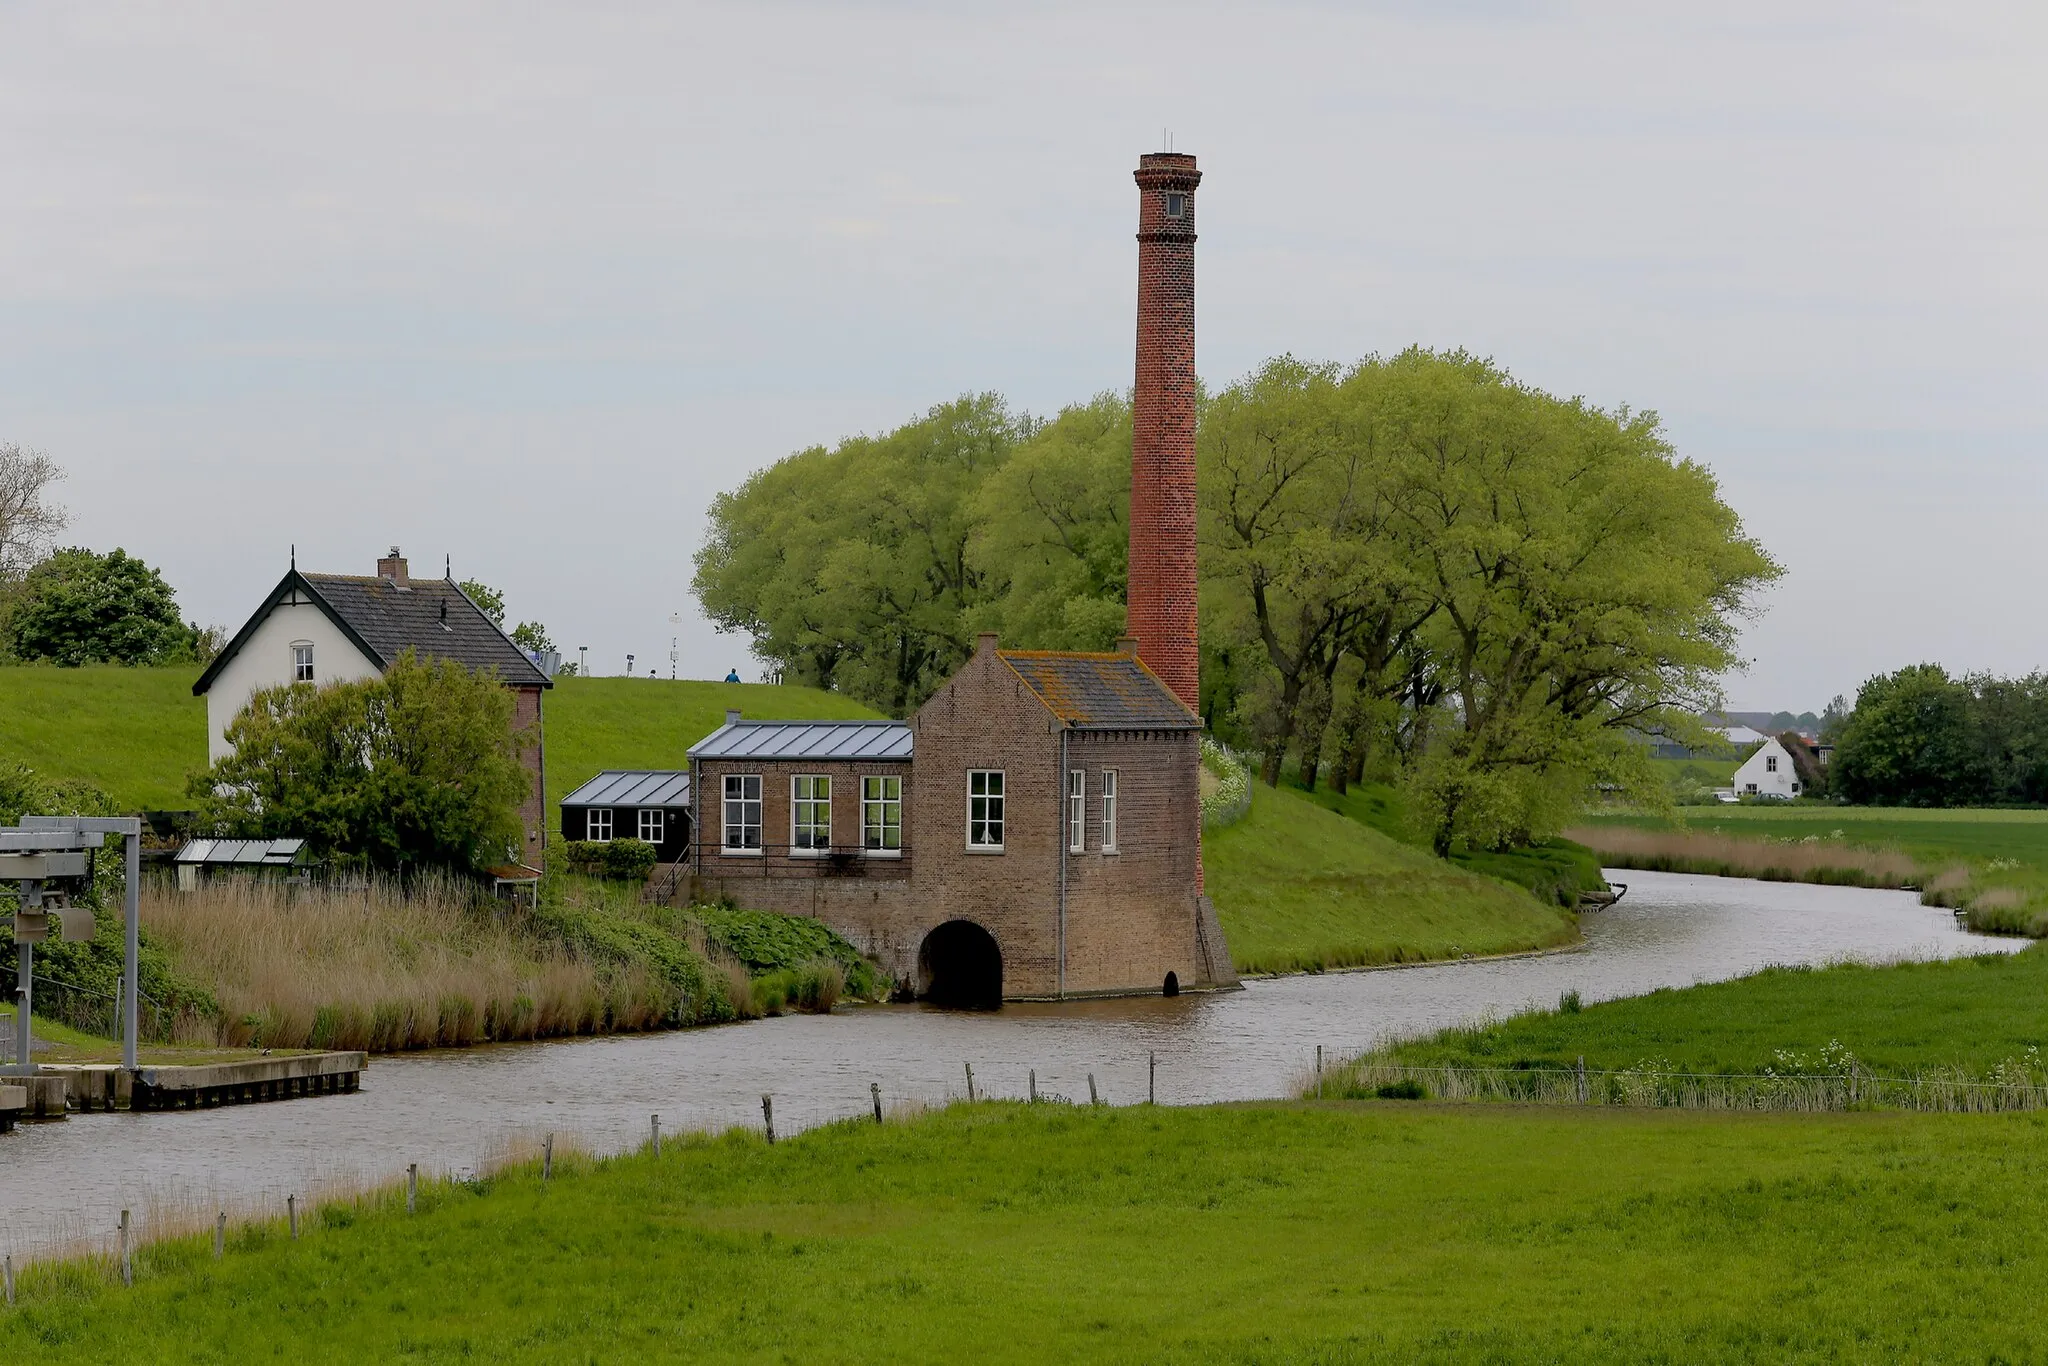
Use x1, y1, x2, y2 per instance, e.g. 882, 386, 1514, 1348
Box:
1731, 736, 1803, 800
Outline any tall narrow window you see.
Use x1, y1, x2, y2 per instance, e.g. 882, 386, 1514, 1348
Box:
1765, 755, 1778, 772
292, 643, 314, 683
1165, 192, 1186, 218
722, 774, 762, 853
791, 775, 831, 853
1101, 769, 1119, 853
638, 809, 664, 845
968, 770, 1005, 850
1068, 769, 1086, 853
862, 775, 902, 854
587, 807, 613, 843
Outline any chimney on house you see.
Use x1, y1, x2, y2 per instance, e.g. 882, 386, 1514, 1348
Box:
725, 709, 742, 727
1128, 151, 1201, 709
378, 546, 408, 587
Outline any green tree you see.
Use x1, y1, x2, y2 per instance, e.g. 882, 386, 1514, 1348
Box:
510, 621, 554, 654
5, 547, 204, 665
694, 395, 1026, 714
190, 651, 531, 871
459, 579, 507, 626
1832, 665, 1988, 806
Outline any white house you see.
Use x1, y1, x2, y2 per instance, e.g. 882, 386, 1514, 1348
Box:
1731, 736, 1803, 800
193, 547, 553, 863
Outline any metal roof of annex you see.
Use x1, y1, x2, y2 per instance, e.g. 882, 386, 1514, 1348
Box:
687, 719, 912, 763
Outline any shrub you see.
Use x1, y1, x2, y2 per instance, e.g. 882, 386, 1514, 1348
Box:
564, 839, 658, 880
1375, 1079, 1428, 1100
697, 903, 887, 999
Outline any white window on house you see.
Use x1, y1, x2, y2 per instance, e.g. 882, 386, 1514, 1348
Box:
1101, 769, 1119, 853
292, 642, 314, 683
1068, 769, 1086, 853
791, 775, 831, 854
1765, 754, 1779, 772
587, 807, 613, 842
638, 809, 663, 845
862, 775, 902, 854
968, 770, 1005, 851
723, 774, 762, 853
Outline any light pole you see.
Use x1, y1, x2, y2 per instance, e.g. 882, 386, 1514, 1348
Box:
578, 646, 587, 677
626, 653, 635, 678
669, 613, 680, 681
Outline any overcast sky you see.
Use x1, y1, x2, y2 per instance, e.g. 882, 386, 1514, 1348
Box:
4, 2, 2042, 708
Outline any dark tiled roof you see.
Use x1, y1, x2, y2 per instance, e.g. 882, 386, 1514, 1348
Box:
689, 720, 913, 762
561, 771, 692, 808
300, 574, 549, 687
1000, 652, 1198, 730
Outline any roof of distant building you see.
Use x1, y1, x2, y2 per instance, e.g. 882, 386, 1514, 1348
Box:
999, 650, 1199, 730
173, 837, 312, 867
560, 771, 692, 808
688, 719, 914, 762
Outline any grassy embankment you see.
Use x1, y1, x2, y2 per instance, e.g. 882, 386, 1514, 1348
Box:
8, 1101, 2048, 1362
1569, 804, 2048, 935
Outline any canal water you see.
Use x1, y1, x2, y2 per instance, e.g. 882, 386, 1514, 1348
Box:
1, 870, 2025, 1260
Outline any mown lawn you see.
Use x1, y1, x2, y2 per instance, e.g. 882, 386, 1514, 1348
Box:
7, 1102, 2048, 1363
1358, 943, 2048, 1076
1204, 784, 1578, 974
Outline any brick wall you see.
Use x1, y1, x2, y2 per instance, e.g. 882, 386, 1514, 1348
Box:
1129, 151, 1201, 711
514, 685, 545, 866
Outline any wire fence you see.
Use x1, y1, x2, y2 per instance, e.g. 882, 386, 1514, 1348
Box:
1333, 1059, 2048, 1114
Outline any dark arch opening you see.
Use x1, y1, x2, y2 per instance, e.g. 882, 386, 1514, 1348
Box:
1163, 971, 1180, 998
918, 920, 1003, 1009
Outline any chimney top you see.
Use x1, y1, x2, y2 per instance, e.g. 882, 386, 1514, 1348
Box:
1115, 635, 1139, 657
378, 548, 409, 588
725, 708, 743, 727
976, 632, 1000, 656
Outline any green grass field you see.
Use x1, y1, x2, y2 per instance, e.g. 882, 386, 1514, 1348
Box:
8, 1101, 2048, 1362
1205, 785, 1578, 974
1356, 943, 2048, 1077
1582, 803, 2048, 865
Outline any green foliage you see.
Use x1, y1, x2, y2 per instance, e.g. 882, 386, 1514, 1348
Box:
1198, 737, 1252, 829
1832, 663, 2048, 806
1448, 838, 1608, 908
189, 651, 530, 873
528, 881, 732, 1026
563, 838, 658, 880
13, 1103, 2048, 1361
458, 579, 506, 625
509, 621, 553, 654
3, 547, 204, 666
696, 903, 886, 999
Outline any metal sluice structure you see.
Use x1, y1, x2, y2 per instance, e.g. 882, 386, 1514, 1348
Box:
3, 817, 143, 1076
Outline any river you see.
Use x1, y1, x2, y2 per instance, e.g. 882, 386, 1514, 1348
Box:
0, 870, 2025, 1260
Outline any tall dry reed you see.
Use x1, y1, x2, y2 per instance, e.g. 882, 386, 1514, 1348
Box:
143, 874, 671, 1052
1563, 826, 1922, 887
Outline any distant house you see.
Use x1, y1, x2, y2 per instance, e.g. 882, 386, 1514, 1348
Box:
193, 548, 553, 864
559, 771, 692, 864
1731, 736, 1803, 799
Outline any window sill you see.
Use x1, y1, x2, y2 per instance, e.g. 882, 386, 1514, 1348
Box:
1101, 847, 1119, 856
965, 845, 1005, 855
864, 848, 904, 859
789, 849, 830, 859
719, 848, 763, 858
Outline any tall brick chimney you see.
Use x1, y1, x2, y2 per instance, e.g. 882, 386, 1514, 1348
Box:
1128, 151, 1201, 710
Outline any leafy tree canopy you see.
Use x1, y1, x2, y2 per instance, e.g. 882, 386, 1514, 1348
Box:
459, 579, 507, 626
1831, 665, 2048, 807
4, 547, 205, 666
189, 651, 531, 872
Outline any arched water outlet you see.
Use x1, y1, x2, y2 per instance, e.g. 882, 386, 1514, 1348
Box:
918, 920, 1003, 1009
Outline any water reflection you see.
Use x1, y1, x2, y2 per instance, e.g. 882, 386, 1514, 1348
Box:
1, 871, 2022, 1258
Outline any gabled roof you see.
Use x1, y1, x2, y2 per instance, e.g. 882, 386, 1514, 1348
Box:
689, 719, 912, 762
561, 771, 692, 808
195, 568, 550, 695
999, 651, 1199, 730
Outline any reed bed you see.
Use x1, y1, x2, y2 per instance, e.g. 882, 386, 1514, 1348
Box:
143, 875, 677, 1052
1333, 1059, 2048, 1113
1563, 825, 1922, 887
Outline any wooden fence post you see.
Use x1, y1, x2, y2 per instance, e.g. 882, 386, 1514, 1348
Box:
652, 1114, 662, 1157
543, 1134, 553, 1183
762, 1095, 776, 1144
1149, 1052, 1156, 1105
1029, 1069, 1038, 1103
214, 1211, 225, 1259
871, 1082, 883, 1124
964, 1063, 976, 1103
1088, 1074, 1099, 1106
1576, 1056, 1588, 1105
287, 1195, 297, 1241
3, 1253, 12, 1306
407, 1165, 417, 1215
1316, 1045, 1323, 1100
120, 1209, 132, 1287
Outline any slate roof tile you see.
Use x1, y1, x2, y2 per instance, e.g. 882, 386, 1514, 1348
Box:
998, 651, 1198, 730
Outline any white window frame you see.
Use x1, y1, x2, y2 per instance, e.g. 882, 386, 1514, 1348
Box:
862, 775, 902, 856
1765, 754, 1778, 772
790, 774, 831, 855
638, 809, 664, 845
1101, 768, 1119, 854
291, 641, 315, 683
586, 807, 613, 843
1068, 769, 1086, 853
722, 774, 762, 855
967, 770, 1005, 852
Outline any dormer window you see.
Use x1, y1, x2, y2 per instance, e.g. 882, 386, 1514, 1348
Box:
292, 642, 314, 683
1164, 192, 1186, 219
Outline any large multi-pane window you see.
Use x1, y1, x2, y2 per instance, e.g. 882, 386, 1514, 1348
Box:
587, 807, 613, 842
967, 770, 1005, 850
638, 809, 664, 845
1068, 769, 1086, 853
722, 774, 762, 853
1101, 769, 1119, 853
862, 775, 902, 854
791, 775, 831, 853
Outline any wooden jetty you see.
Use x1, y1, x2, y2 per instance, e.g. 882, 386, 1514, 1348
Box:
0, 1053, 366, 1122
0, 1082, 22, 1132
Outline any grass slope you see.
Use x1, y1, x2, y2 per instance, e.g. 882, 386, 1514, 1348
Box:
9, 1102, 2048, 1362
1365, 944, 2048, 1076
0, 665, 204, 809
1581, 804, 2048, 865
1204, 784, 1578, 974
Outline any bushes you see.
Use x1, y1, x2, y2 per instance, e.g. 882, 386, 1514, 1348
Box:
562, 839, 658, 880
696, 903, 887, 999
